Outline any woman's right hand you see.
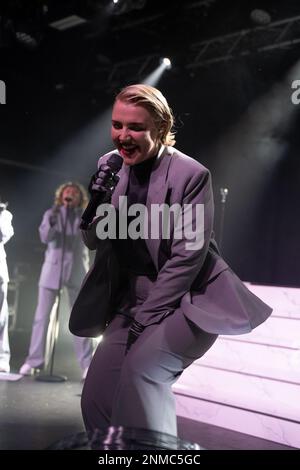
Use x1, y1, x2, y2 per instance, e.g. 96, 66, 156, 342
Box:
89, 164, 120, 195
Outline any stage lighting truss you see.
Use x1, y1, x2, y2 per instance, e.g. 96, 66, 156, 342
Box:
15, 31, 39, 49
100, 54, 161, 89
186, 15, 300, 69
112, 0, 147, 16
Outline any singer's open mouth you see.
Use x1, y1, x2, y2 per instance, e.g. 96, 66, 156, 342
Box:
119, 145, 138, 158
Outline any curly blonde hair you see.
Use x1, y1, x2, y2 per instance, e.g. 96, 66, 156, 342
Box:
54, 182, 88, 209
115, 84, 176, 147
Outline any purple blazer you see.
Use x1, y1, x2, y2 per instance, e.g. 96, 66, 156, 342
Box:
39, 206, 89, 290
70, 147, 272, 337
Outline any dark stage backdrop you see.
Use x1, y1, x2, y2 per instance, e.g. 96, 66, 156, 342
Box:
1, 0, 300, 290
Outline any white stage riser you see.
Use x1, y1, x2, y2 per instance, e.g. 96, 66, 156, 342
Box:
174, 366, 300, 421
229, 316, 300, 348
244, 283, 300, 319
199, 338, 300, 382
175, 393, 300, 448
172, 283, 300, 448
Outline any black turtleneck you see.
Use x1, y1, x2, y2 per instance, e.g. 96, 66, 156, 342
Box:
113, 155, 157, 277
127, 155, 156, 206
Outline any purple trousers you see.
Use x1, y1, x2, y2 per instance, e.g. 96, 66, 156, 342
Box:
81, 274, 217, 437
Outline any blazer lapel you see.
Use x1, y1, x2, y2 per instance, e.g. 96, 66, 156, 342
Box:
145, 147, 173, 270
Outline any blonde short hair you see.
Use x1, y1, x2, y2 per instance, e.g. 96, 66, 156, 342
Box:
115, 84, 176, 147
54, 182, 88, 209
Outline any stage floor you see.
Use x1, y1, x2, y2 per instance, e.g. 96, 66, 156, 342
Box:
0, 326, 295, 450
0, 367, 294, 450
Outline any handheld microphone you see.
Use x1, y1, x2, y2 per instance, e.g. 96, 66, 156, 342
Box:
64, 197, 73, 207
80, 153, 123, 230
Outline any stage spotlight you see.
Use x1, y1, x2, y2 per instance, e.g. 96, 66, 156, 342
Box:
162, 57, 172, 69
112, 0, 119, 4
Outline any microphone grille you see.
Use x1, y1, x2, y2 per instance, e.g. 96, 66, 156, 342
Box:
107, 153, 123, 172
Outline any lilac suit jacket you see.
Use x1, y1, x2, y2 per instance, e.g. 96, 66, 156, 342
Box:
39, 206, 89, 290
70, 147, 272, 337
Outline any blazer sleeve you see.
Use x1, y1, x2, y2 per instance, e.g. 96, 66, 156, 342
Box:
39, 209, 57, 244
81, 216, 102, 250
81, 208, 114, 250
135, 169, 214, 326
81, 153, 113, 250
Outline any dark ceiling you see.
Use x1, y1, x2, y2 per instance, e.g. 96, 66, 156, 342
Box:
1, 0, 300, 101
1, 1, 300, 286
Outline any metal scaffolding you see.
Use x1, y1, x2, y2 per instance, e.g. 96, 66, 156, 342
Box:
100, 14, 300, 87
186, 15, 300, 68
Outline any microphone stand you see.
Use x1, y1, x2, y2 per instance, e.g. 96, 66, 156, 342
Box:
35, 205, 69, 383
219, 188, 229, 253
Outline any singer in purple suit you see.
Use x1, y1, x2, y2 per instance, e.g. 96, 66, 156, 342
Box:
19, 183, 93, 380
71, 84, 272, 446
